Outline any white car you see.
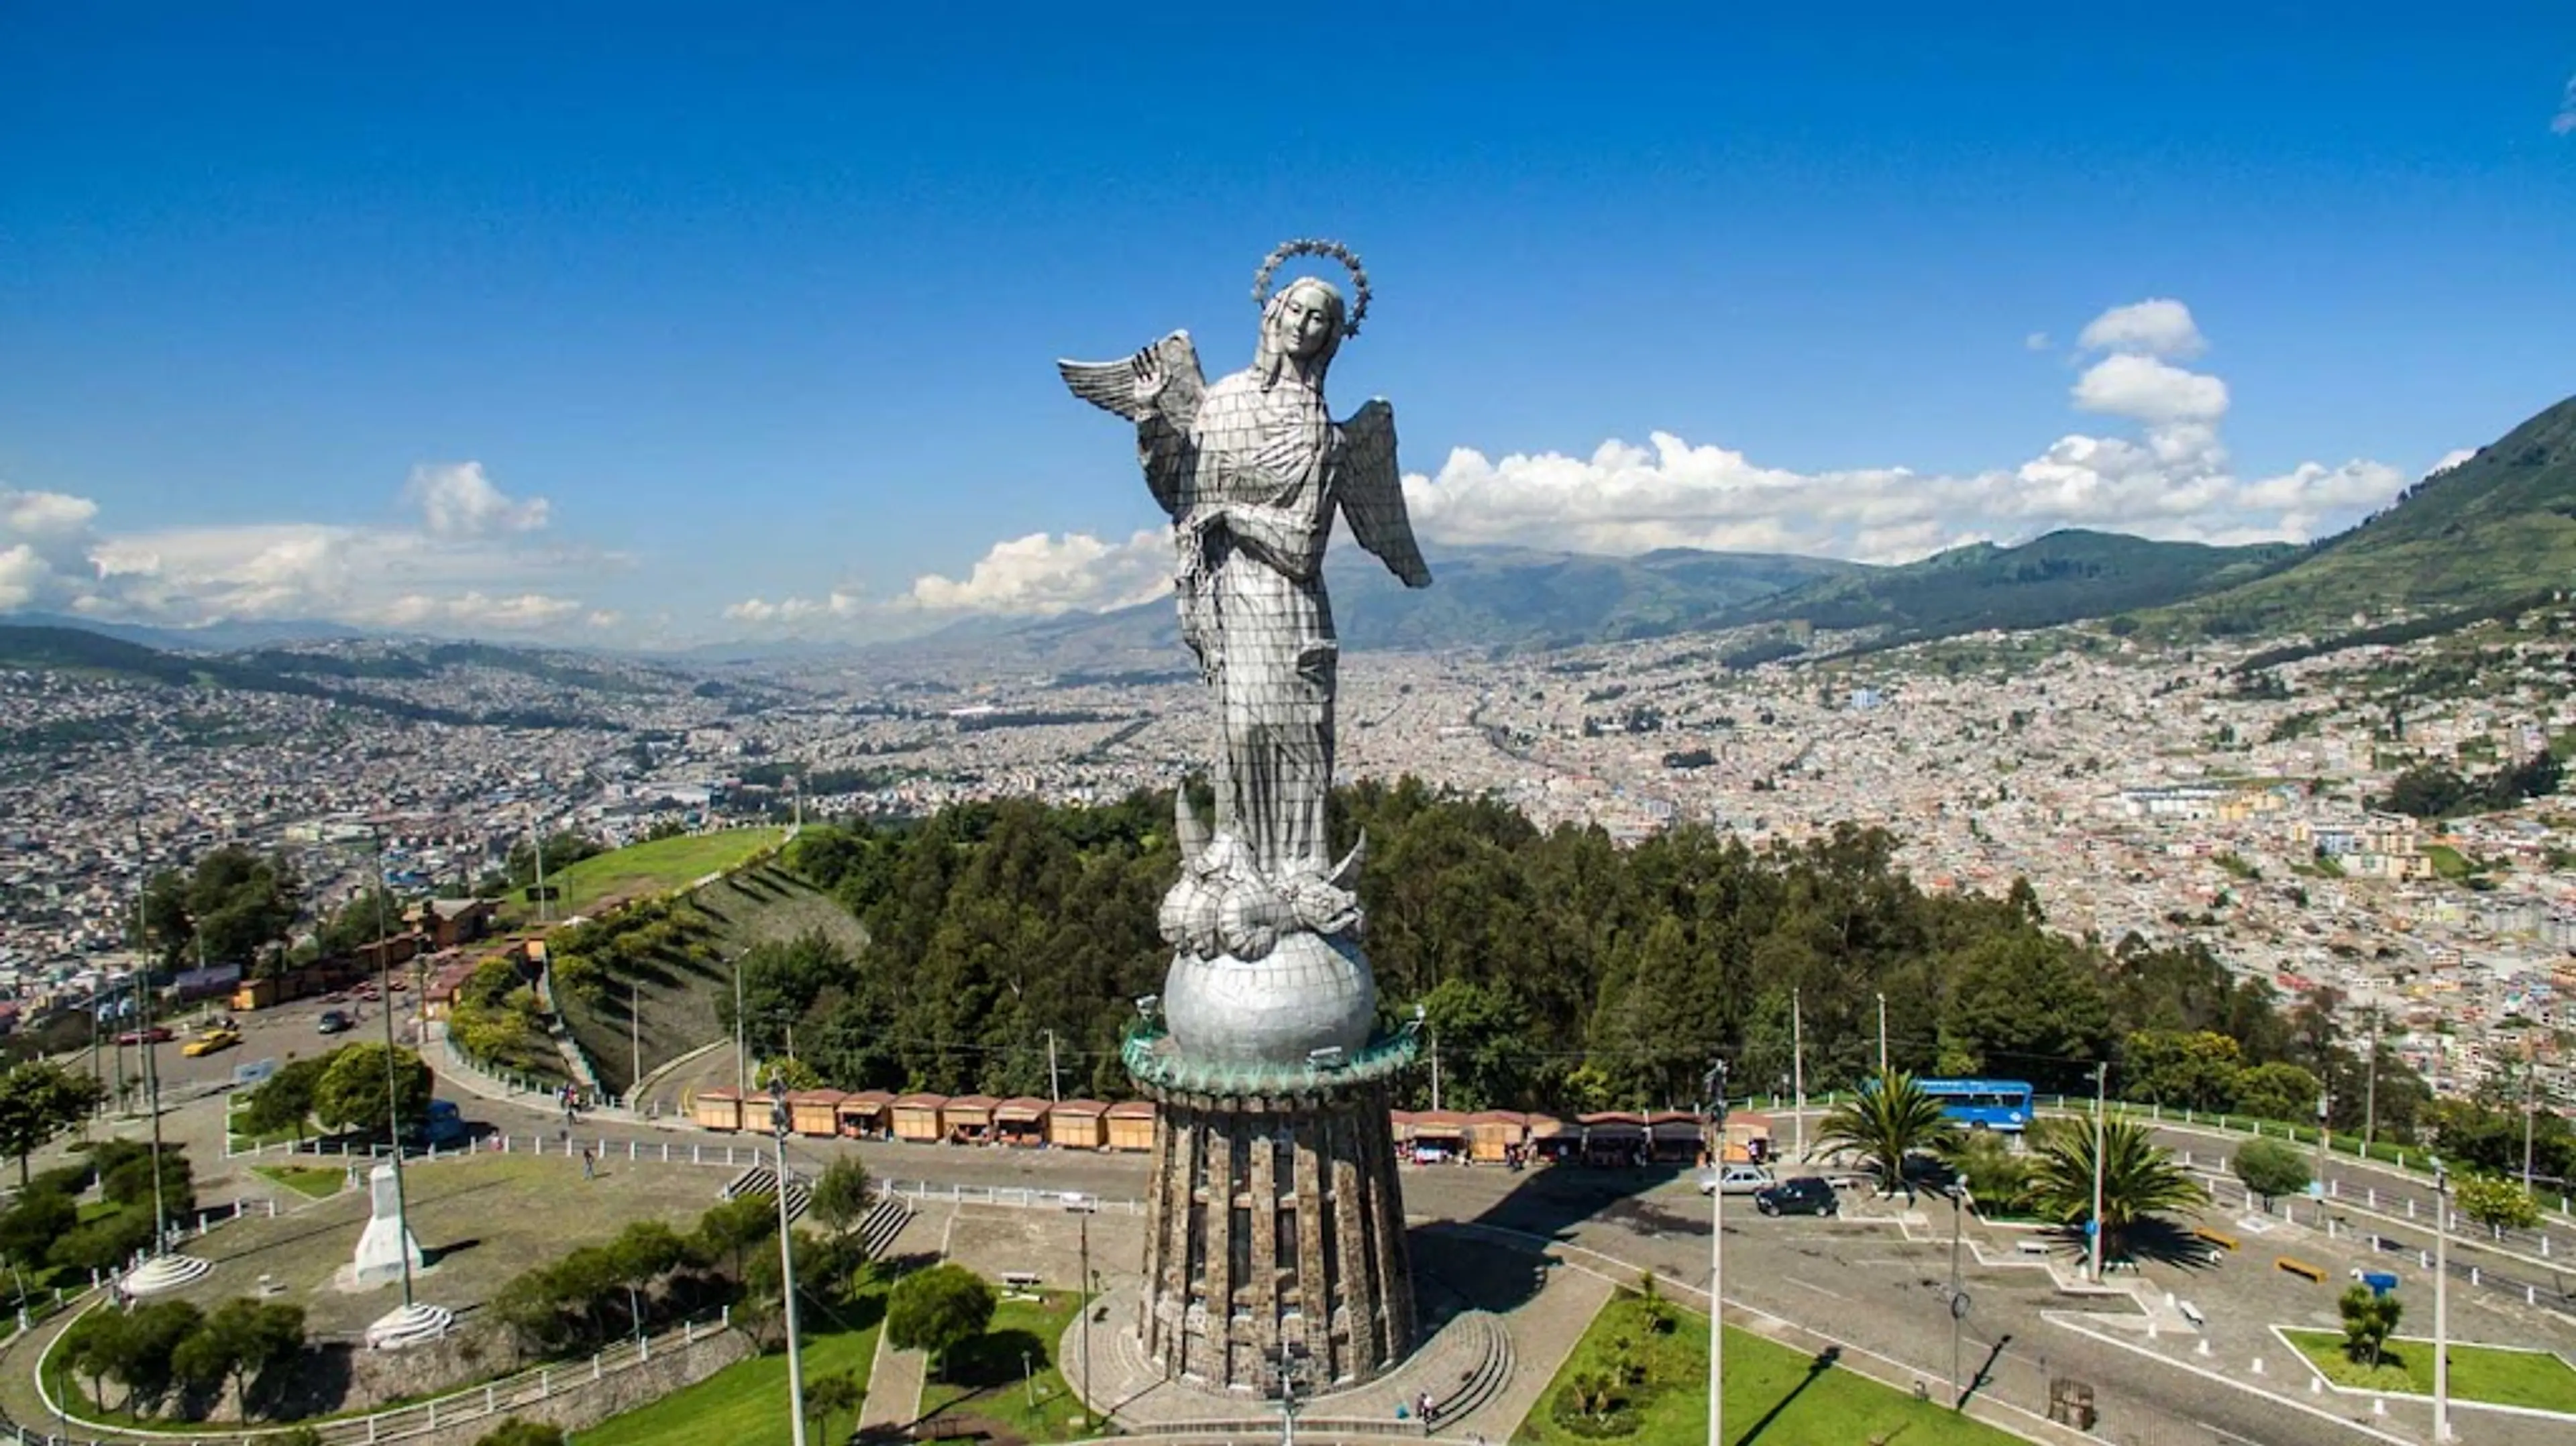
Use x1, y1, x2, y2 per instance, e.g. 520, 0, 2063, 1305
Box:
1697, 1164, 1776, 1196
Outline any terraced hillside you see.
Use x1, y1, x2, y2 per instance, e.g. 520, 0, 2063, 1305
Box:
555, 858, 864, 1098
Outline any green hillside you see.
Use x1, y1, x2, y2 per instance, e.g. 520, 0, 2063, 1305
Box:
554, 858, 865, 1098
2176, 394, 2576, 636
502, 826, 788, 924
1727, 529, 2297, 645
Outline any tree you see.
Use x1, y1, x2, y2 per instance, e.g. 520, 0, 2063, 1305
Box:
808, 1155, 873, 1242
2027, 1118, 2208, 1262
885, 1262, 997, 1380
2231, 1138, 2312, 1207
102, 1146, 196, 1231
0, 1186, 77, 1282
238, 1055, 331, 1141
104, 1298, 203, 1414
1817, 1070, 1959, 1197
806, 1370, 866, 1444
1936, 1129, 2034, 1216
695, 1194, 777, 1284
311, 1044, 433, 1135
2123, 1030, 2244, 1112
170, 1298, 305, 1419
140, 845, 303, 970
2453, 1173, 2542, 1235
2231, 1061, 2322, 1125
0, 1062, 106, 1185
474, 1421, 568, 1446
2337, 1283, 2403, 1368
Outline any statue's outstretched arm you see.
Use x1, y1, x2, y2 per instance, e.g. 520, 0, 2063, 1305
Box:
1059, 332, 1205, 519
1198, 500, 1320, 583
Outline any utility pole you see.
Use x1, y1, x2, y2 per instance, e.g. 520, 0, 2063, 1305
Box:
1946, 1184, 1970, 1408
531, 824, 551, 926
1705, 1058, 1728, 1446
734, 950, 749, 1100
2314, 1088, 2330, 1194
1876, 992, 1890, 1075
2433, 1158, 2452, 1443
1065, 1193, 1098, 1432
631, 977, 643, 1108
2363, 1007, 2381, 1148
1790, 989, 1807, 1163
139, 952, 168, 1256
769, 1080, 808, 1446
1044, 1030, 1061, 1104
2523, 1030, 2540, 1192
1429, 1025, 1442, 1113
2088, 1062, 2108, 1283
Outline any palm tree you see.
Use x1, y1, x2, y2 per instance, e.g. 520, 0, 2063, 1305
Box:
2026, 1117, 2208, 1261
1817, 1070, 1959, 1197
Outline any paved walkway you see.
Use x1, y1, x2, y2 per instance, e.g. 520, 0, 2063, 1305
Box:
857, 1331, 928, 1437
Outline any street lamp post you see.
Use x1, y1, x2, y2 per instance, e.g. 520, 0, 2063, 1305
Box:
2432, 1158, 2451, 1443
1705, 1059, 1728, 1446
770, 1079, 808, 1446
2088, 1062, 2108, 1284
1065, 1192, 1099, 1433
1874, 994, 1888, 1075
1944, 1184, 1972, 1408
1276, 1339, 1309, 1446
733, 950, 750, 1100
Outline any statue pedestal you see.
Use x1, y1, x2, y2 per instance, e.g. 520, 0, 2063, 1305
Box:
1126, 1025, 1417, 1394
352, 1162, 423, 1288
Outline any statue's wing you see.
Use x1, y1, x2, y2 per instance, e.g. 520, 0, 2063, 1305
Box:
1058, 332, 1205, 518
1338, 399, 1432, 588
1057, 331, 1204, 432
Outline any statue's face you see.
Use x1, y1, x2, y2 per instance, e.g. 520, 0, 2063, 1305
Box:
1274, 282, 1340, 360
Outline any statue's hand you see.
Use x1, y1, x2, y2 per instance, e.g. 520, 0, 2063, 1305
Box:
1131, 347, 1169, 411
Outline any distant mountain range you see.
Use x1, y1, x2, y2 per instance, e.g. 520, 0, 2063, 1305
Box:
13, 393, 2573, 671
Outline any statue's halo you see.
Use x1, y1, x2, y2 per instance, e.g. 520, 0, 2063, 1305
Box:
1252, 238, 1373, 339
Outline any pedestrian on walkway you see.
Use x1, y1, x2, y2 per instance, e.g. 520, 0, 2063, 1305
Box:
581, 1145, 595, 1180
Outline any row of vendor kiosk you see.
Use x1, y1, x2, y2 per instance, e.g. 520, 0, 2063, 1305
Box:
686, 1089, 1772, 1164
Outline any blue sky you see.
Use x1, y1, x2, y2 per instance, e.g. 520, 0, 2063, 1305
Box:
3, 3, 2573, 645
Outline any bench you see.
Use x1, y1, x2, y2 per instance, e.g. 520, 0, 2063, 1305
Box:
2194, 1227, 2239, 1252
2015, 1239, 2052, 1256
2178, 1300, 2206, 1327
1000, 1270, 1042, 1299
2274, 1257, 2326, 1284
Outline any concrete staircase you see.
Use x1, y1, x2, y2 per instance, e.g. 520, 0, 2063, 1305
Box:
721, 1164, 810, 1223
857, 1193, 914, 1259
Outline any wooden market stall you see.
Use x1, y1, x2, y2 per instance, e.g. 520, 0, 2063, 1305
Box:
1723, 1111, 1775, 1164
1046, 1099, 1109, 1150
1463, 1110, 1527, 1164
943, 1094, 999, 1144
994, 1097, 1051, 1146
1578, 1111, 1648, 1165
1105, 1099, 1157, 1152
788, 1089, 847, 1138
1408, 1109, 1468, 1162
1525, 1113, 1578, 1163
691, 1087, 743, 1132
835, 1089, 894, 1139
890, 1093, 947, 1143
1646, 1110, 1704, 1165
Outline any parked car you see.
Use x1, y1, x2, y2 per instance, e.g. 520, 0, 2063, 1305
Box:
114, 1025, 174, 1046
1697, 1163, 1776, 1196
316, 1009, 352, 1035
182, 1025, 241, 1057
1753, 1176, 1840, 1217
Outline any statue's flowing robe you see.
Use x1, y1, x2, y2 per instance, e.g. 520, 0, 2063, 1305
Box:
1144, 366, 1342, 878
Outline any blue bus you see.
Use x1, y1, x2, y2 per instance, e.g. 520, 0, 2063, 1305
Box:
1916, 1078, 2035, 1133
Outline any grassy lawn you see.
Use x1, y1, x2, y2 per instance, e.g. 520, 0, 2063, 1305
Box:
497, 828, 784, 924
1515, 1289, 2024, 1446
916, 1290, 1089, 1443
251, 1164, 345, 1199
2421, 844, 2476, 881
2282, 1330, 2576, 1412
580, 1278, 888, 1446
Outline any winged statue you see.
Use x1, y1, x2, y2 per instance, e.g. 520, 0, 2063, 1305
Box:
1058, 240, 1431, 966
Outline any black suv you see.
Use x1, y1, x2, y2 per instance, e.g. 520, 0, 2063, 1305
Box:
1752, 1176, 1838, 1217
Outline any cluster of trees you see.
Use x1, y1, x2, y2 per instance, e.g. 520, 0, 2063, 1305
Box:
56, 1296, 307, 1421
2374, 751, 2561, 820
1, 1140, 196, 1290
485, 831, 606, 894
542, 895, 719, 1002
138, 845, 303, 971
490, 1158, 876, 1365
235, 1044, 433, 1142
0, 1060, 105, 1184
445, 956, 561, 1080
741, 783, 2438, 1133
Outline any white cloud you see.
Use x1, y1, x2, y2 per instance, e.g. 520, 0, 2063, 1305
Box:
3, 464, 617, 638
404, 461, 550, 539
724, 590, 865, 625
2071, 353, 2231, 426
2555, 71, 2576, 135
1395, 298, 2404, 562
2023, 332, 2051, 351
2075, 297, 2206, 359
904, 530, 1171, 615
